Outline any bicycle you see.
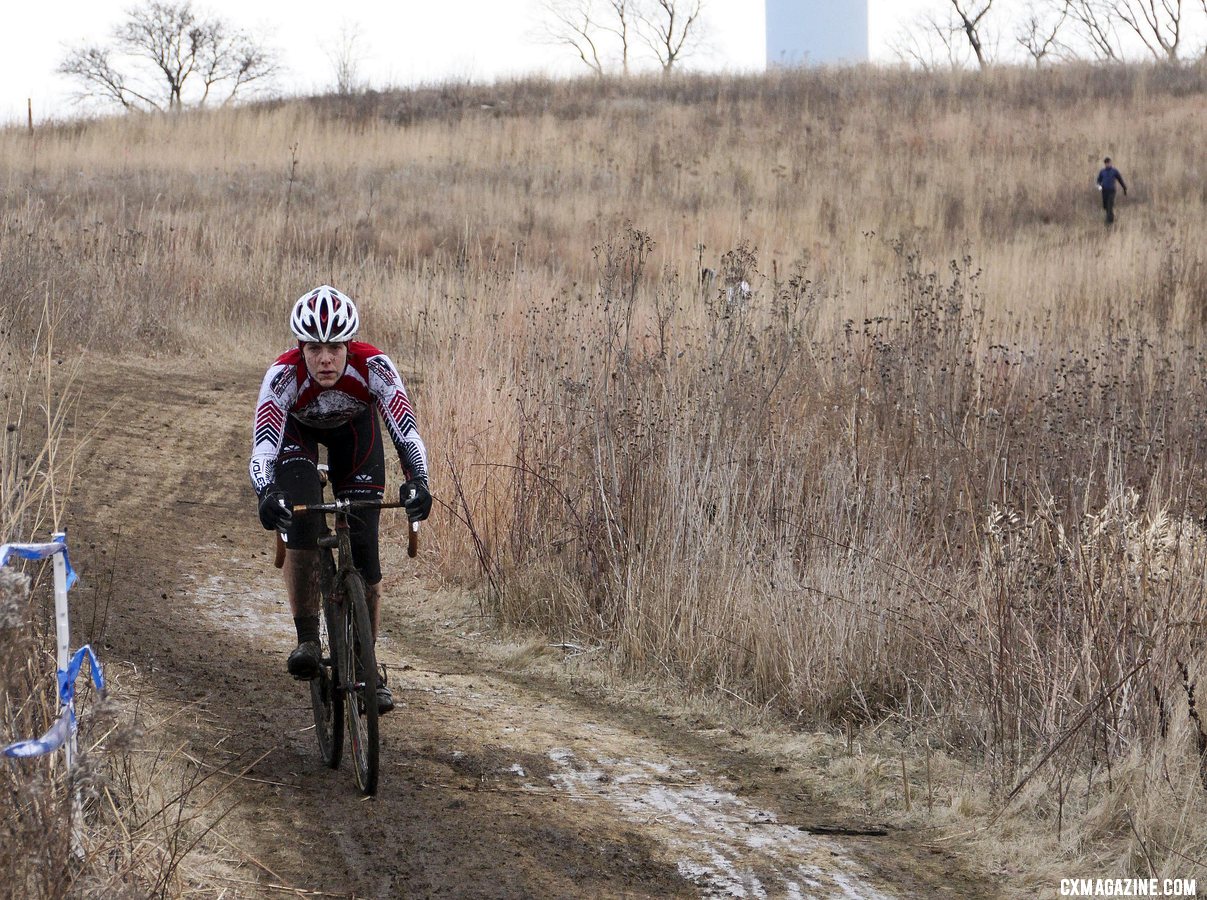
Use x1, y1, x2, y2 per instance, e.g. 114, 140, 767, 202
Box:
276, 469, 419, 796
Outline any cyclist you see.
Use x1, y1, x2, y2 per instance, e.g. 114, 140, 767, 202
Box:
250, 285, 431, 714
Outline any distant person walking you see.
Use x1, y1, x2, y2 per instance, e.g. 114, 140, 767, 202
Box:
1096, 157, 1128, 225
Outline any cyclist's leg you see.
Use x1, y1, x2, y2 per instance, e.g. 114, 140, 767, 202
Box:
283, 547, 321, 618
326, 409, 386, 640
363, 581, 382, 640
326, 411, 393, 713
276, 420, 325, 676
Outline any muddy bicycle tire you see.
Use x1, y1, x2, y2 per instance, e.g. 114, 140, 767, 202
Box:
338, 570, 379, 795
310, 594, 344, 769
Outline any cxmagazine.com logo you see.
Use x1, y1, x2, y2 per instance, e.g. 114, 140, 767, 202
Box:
1060, 879, 1197, 897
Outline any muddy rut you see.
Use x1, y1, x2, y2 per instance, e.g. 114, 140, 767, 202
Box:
62, 356, 992, 899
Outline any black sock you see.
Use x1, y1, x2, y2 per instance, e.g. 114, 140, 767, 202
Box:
294, 615, 320, 645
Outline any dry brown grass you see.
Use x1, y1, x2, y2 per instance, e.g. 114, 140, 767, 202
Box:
3, 62, 1206, 888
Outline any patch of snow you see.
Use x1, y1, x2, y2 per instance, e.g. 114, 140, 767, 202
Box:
190, 574, 288, 644
548, 749, 894, 899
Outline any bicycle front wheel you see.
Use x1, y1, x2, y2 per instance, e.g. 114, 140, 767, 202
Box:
338, 571, 379, 795
310, 596, 344, 769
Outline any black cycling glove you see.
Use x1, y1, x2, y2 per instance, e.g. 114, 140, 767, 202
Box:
258, 485, 293, 531
400, 479, 432, 522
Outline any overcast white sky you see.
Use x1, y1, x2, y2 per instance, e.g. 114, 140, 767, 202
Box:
0, 0, 947, 124
2, 0, 1202, 124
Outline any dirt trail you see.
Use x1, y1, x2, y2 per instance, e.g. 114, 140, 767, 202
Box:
63, 356, 993, 899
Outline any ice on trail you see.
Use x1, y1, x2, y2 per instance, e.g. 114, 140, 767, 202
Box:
188, 573, 285, 640
548, 748, 893, 900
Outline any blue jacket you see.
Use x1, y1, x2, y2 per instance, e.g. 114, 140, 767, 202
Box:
1097, 166, 1127, 192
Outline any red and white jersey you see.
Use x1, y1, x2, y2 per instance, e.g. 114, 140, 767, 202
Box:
249, 341, 428, 495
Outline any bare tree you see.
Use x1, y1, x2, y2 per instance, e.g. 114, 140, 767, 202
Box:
947, 0, 996, 69
1201, 0, 1207, 63
191, 20, 273, 105
536, 0, 609, 74
637, 0, 705, 74
59, 46, 158, 111
1016, 0, 1072, 64
59, 1, 275, 112
1111, 0, 1185, 60
892, 8, 975, 70
1066, 0, 1125, 59
536, 0, 688, 75
326, 22, 366, 95
604, 0, 637, 75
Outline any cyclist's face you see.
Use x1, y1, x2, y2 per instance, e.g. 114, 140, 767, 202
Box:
303, 342, 348, 387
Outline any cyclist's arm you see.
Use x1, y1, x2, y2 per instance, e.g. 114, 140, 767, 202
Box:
250, 361, 298, 495
366, 353, 429, 484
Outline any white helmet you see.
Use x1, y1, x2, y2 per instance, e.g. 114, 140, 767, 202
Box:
289, 285, 360, 343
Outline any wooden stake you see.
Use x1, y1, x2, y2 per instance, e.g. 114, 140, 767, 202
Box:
925, 742, 934, 814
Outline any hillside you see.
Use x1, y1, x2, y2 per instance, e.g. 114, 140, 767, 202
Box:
2, 64, 1206, 896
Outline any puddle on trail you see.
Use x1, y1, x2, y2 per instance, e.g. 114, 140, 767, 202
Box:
548, 749, 894, 900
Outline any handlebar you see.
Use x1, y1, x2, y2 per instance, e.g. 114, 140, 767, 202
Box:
279, 498, 421, 560
290, 498, 410, 515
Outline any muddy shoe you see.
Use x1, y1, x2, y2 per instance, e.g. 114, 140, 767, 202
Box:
376, 667, 395, 715
287, 640, 322, 680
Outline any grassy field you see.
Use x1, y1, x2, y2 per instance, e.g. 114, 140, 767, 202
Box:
3, 62, 1207, 888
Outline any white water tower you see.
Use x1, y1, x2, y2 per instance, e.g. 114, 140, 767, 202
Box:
766, 0, 869, 66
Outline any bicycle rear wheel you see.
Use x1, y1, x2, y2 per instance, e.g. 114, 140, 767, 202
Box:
310, 597, 344, 769
338, 571, 379, 795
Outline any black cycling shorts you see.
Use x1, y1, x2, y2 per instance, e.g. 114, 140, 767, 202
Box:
274, 409, 385, 584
